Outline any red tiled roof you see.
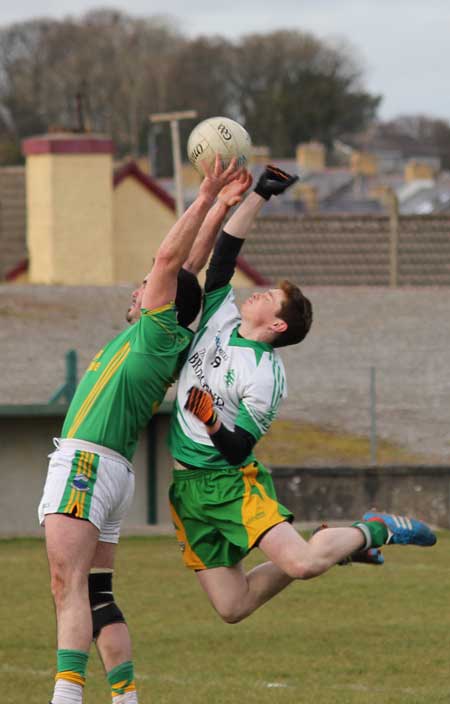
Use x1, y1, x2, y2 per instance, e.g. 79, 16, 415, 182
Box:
3, 160, 264, 285
5, 258, 28, 281
113, 161, 176, 211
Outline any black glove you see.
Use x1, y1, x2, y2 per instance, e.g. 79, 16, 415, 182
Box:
254, 165, 299, 200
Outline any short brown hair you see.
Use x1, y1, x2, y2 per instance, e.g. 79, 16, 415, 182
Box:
272, 280, 313, 348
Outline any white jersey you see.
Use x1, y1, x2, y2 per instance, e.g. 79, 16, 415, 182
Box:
169, 284, 287, 469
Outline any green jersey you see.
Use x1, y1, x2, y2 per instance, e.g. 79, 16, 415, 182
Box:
169, 285, 287, 470
62, 304, 192, 461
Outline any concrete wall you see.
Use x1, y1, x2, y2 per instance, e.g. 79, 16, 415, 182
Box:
272, 466, 450, 528
0, 411, 174, 536
2, 411, 448, 535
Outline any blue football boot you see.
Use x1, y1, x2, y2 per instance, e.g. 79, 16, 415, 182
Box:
362, 512, 437, 546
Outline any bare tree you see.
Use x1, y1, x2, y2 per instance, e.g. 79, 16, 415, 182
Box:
0, 14, 381, 165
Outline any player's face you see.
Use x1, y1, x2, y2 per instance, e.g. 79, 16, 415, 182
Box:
241, 288, 286, 327
126, 278, 147, 323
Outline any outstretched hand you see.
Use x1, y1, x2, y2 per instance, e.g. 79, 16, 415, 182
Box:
217, 170, 253, 207
199, 155, 243, 203
254, 164, 299, 200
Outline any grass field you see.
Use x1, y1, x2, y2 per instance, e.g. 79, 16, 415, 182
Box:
257, 419, 440, 467
3, 532, 450, 704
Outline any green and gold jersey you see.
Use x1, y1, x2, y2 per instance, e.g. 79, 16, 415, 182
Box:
169, 285, 287, 470
62, 304, 193, 461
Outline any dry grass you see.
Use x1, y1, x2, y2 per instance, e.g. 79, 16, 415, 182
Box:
256, 419, 432, 467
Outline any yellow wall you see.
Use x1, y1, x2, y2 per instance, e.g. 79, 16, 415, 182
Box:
196, 261, 255, 289
24, 141, 258, 288
113, 177, 176, 283
404, 160, 436, 182
351, 151, 378, 176
113, 173, 256, 287
231, 267, 258, 288
297, 142, 326, 172
181, 162, 202, 189
295, 183, 319, 212
27, 152, 114, 284
26, 154, 53, 283
250, 145, 271, 166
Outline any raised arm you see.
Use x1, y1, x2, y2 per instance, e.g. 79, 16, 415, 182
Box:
183, 171, 252, 275
226, 164, 299, 240
205, 165, 299, 293
141, 157, 240, 311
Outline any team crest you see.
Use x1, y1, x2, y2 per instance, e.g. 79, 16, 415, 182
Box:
71, 474, 90, 492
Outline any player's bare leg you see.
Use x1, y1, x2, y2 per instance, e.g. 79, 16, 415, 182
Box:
197, 521, 365, 623
259, 521, 365, 578
197, 560, 294, 623
45, 514, 99, 703
92, 541, 138, 703
46, 514, 99, 648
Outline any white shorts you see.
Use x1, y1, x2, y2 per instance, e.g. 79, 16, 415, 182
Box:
38, 438, 135, 544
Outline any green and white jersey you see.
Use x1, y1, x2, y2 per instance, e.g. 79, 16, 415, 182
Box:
62, 304, 192, 461
169, 284, 287, 470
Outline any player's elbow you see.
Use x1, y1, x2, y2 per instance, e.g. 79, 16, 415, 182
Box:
153, 249, 179, 274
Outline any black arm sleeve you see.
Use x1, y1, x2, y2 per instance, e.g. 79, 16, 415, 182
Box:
209, 423, 256, 466
204, 231, 244, 293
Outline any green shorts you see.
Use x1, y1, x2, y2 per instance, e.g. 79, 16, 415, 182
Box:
169, 460, 293, 570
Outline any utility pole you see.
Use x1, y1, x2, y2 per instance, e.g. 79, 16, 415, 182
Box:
385, 187, 399, 288
149, 110, 197, 217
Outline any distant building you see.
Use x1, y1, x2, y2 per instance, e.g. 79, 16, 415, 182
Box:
1, 132, 261, 288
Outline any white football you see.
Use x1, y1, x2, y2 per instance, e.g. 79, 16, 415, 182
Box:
187, 116, 252, 173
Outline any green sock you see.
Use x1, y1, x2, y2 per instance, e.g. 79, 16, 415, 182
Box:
56, 648, 89, 686
107, 660, 136, 697
352, 519, 388, 549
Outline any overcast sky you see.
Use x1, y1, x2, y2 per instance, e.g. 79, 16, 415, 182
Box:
1, 0, 449, 123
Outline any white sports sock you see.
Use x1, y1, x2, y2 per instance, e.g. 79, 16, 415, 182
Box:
112, 692, 138, 704
52, 679, 83, 704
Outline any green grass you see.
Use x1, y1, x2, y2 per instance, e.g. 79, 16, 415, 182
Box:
2, 534, 450, 703
257, 419, 440, 466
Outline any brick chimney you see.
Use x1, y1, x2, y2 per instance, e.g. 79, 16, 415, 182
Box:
404, 160, 436, 182
296, 142, 326, 172
351, 151, 378, 176
295, 183, 319, 213
250, 145, 271, 166
22, 133, 115, 285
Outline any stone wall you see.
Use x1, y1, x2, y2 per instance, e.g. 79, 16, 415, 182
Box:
271, 465, 450, 528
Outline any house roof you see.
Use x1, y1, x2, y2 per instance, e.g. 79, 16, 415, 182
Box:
397, 173, 450, 215
113, 160, 176, 211
2, 160, 263, 285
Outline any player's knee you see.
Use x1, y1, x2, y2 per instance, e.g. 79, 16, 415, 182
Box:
50, 561, 86, 605
88, 570, 126, 639
282, 557, 318, 581
216, 606, 245, 624
213, 599, 248, 624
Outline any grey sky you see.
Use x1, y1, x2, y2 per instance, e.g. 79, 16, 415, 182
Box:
2, 0, 449, 122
